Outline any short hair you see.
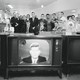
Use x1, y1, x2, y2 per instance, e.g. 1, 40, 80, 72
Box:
67, 15, 72, 20
46, 14, 50, 16
26, 14, 30, 17
32, 12, 35, 14
41, 14, 44, 15
72, 15, 75, 17
27, 14, 30, 15
61, 12, 64, 14
30, 42, 39, 48
52, 13, 56, 15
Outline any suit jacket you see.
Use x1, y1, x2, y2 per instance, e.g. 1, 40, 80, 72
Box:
29, 17, 39, 33
39, 19, 47, 31
46, 19, 55, 31
18, 19, 27, 33
22, 56, 46, 63
10, 17, 20, 33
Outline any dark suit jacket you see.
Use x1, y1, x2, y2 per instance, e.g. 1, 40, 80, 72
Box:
29, 17, 39, 34
10, 17, 20, 33
22, 56, 46, 63
39, 19, 47, 31
46, 20, 55, 31
18, 19, 27, 33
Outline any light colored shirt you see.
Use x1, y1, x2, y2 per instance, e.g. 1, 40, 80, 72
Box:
61, 16, 67, 22
32, 58, 38, 64
66, 21, 76, 32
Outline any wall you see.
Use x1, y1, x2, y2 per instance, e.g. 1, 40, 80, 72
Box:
32, 0, 80, 18
1, 0, 80, 17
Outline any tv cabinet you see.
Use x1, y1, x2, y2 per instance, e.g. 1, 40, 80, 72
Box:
63, 35, 80, 76
0, 33, 9, 77
3, 33, 63, 79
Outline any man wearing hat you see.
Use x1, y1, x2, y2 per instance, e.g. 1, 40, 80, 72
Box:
22, 42, 46, 64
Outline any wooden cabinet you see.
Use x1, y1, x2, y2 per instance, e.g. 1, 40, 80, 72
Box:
3, 34, 62, 79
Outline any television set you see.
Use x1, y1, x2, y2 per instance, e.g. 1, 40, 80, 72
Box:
0, 34, 8, 66
4, 34, 62, 78
7, 35, 62, 67
9, 39, 52, 66
67, 36, 80, 63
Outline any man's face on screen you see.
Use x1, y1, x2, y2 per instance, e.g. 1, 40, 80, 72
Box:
30, 47, 40, 59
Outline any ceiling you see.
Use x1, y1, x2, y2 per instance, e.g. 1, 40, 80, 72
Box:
3, 0, 57, 10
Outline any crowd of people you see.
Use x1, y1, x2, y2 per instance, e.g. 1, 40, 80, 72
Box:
3, 11, 80, 34
9, 12, 55, 34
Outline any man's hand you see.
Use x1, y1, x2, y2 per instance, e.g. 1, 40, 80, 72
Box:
33, 27, 35, 30
15, 23, 18, 27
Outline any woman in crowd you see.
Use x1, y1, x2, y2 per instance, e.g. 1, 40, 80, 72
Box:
66, 15, 76, 32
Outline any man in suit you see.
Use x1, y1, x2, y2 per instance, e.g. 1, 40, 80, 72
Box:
18, 15, 27, 33
29, 12, 39, 35
39, 14, 47, 31
22, 42, 46, 64
10, 12, 20, 33
46, 14, 55, 31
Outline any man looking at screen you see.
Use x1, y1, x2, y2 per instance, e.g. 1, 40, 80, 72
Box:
22, 42, 46, 64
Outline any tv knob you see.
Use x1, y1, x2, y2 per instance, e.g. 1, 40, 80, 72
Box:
56, 47, 58, 52
56, 40, 59, 45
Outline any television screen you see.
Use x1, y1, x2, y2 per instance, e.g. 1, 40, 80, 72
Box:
68, 38, 80, 63
9, 39, 53, 66
18, 39, 52, 66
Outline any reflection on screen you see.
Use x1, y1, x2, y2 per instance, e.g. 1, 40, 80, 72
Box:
68, 40, 80, 62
